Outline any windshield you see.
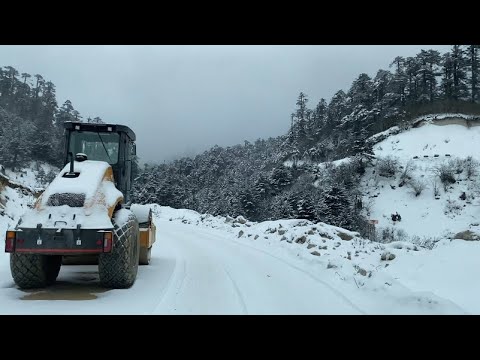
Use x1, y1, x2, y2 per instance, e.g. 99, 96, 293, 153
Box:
68, 131, 120, 164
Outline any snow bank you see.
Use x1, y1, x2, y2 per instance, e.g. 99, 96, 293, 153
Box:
384, 239, 480, 314
367, 126, 401, 144
152, 205, 470, 314
319, 157, 351, 168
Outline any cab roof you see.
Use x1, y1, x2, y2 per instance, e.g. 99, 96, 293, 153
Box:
64, 121, 136, 141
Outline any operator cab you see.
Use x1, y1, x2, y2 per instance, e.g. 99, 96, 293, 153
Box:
63, 122, 136, 204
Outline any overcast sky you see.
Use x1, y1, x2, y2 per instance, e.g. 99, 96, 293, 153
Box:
0, 45, 451, 163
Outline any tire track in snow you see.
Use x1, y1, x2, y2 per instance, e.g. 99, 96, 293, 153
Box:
151, 259, 187, 314
154, 226, 251, 314
222, 266, 248, 315
234, 238, 366, 314
194, 228, 367, 315
153, 220, 364, 314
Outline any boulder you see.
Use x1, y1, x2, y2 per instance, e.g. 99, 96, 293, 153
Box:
454, 230, 480, 241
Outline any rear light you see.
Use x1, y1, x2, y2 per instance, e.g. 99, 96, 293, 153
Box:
103, 231, 113, 253
5, 231, 16, 253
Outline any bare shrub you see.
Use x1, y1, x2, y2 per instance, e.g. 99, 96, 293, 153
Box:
362, 198, 374, 217
378, 226, 408, 243
445, 199, 463, 216
376, 156, 399, 178
379, 227, 395, 243
450, 158, 464, 175
408, 177, 426, 197
410, 235, 441, 250
464, 156, 479, 179
431, 178, 440, 197
434, 162, 456, 191
399, 160, 415, 187
396, 228, 408, 241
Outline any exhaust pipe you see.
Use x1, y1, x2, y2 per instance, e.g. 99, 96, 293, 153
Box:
63, 152, 78, 178
68, 152, 74, 174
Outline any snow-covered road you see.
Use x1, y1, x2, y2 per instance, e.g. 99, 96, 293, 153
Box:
153, 221, 363, 314
0, 219, 363, 314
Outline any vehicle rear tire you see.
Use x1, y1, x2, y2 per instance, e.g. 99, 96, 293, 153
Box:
139, 246, 152, 265
10, 254, 62, 289
99, 209, 139, 289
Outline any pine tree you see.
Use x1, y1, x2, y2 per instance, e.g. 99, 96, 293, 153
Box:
296, 196, 315, 221
326, 90, 348, 132
291, 92, 309, 153
389, 56, 407, 106
442, 52, 454, 100
21, 72, 31, 84
56, 100, 76, 124
451, 45, 469, 101
467, 45, 480, 103
417, 50, 441, 103
312, 98, 327, 133
269, 166, 292, 195
404, 56, 420, 104
348, 73, 374, 109
323, 185, 350, 227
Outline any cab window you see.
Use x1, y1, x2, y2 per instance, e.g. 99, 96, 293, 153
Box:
68, 131, 120, 164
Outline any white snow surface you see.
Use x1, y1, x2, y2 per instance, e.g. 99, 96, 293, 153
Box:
130, 204, 152, 224
374, 122, 480, 161
39, 160, 117, 203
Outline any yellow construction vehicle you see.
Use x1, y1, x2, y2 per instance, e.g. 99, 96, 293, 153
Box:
4, 121, 155, 289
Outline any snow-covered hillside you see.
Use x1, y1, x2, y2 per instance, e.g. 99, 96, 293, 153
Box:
361, 121, 480, 240
4, 162, 58, 190
0, 162, 58, 230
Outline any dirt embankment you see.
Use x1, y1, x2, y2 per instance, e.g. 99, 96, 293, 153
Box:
416, 117, 480, 128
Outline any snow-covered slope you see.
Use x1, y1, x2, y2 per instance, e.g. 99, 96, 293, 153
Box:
374, 122, 480, 161
4, 162, 58, 191
361, 121, 480, 240
0, 161, 64, 236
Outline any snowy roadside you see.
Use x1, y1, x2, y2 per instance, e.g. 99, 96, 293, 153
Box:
153, 205, 474, 314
